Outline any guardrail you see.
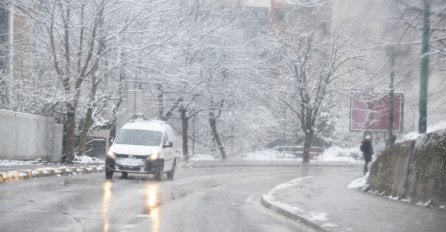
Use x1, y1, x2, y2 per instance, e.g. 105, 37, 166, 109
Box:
273, 146, 324, 160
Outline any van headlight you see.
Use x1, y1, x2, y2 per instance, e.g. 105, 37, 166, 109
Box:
148, 151, 159, 160
107, 150, 116, 159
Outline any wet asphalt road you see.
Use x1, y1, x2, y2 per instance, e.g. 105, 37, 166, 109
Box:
0, 164, 337, 232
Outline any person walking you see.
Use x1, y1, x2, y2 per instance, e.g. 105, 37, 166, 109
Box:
360, 135, 373, 175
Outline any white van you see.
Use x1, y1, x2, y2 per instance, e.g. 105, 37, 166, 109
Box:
105, 120, 176, 180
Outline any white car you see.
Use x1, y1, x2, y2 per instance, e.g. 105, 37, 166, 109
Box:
105, 120, 176, 180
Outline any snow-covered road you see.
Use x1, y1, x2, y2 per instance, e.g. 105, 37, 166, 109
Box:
0, 164, 324, 232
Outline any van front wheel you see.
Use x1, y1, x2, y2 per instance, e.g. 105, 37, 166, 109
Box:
154, 160, 164, 181
105, 168, 114, 179
167, 159, 176, 180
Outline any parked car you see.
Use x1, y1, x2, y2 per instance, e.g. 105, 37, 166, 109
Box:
105, 120, 176, 180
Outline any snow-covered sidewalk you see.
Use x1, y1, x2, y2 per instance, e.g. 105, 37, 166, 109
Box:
0, 156, 104, 183
262, 170, 446, 232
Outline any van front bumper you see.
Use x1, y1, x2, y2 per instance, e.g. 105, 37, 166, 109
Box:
105, 157, 161, 174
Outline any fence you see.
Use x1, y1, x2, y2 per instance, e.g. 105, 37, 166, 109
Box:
0, 110, 63, 162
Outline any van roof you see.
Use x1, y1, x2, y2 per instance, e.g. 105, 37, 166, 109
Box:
121, 120, 169, 131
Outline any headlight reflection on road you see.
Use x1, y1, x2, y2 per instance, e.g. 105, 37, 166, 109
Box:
145, 184, 159, 210
145, 184, 160, 232
102, 180, 113, 232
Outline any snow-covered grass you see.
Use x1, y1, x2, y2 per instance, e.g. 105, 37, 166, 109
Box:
1, 155, 104, 167
239, 146, 361, 163
73, 155, 104, 164
316, 146, 362, 162
188, 154, 218, 161
240, 149, 303, 161
0, 159, 53, 166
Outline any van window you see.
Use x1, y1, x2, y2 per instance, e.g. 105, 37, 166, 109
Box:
114, 129, 162, 146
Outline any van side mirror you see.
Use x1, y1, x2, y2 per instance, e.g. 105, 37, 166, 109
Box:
163, 141, 173, 148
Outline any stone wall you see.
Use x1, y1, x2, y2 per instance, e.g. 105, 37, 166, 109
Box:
368, 129, 446, 207
0, 110, 63, 162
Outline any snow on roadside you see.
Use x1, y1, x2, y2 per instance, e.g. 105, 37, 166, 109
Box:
427, 120, 446, 133
397, 120, 446, 143
0, 160, 37, 166
347, 173, 369, 190
264, 176, 314, 201
309, 212, 328, 222
263, 176, 331, 224
348, 174, 446, 210
188, 154, 218, 161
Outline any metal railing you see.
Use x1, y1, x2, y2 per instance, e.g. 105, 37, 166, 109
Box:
273, 146, 324, 160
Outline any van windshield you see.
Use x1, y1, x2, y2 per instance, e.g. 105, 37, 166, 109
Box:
114, 129, 162, 146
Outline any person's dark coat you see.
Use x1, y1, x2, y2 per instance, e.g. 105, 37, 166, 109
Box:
360, 139, 373, 163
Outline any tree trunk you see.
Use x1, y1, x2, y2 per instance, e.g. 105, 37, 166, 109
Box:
0, 78, 8, 108
77, 74, 99, 156
77, 107, 93, 156
110, 69, 125, 140
302, 132, 313, 163
62, 104, 76, 163
180, 107, 189, 160
209, 115, 226, 159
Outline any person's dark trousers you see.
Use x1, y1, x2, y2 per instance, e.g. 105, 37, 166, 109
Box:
364, 161, 369, 174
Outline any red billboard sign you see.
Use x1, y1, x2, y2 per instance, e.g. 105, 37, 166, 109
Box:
350, 94, 404, 132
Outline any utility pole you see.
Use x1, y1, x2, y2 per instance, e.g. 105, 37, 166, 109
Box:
386, 45, 398, 149
283, 108, 286, 147
388, 53, 395, 148
418, 0, 430, 134
125, 80, 143, 119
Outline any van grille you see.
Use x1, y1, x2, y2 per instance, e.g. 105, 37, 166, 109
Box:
115, 154, 147, 159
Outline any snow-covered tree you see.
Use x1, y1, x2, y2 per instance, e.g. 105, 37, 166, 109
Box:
7, 0, 139, 163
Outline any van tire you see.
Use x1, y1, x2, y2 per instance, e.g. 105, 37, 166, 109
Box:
154, 160, 164, 181
167, 159, 176, 180
105, 168, 114, 179
121, 172, 128, 179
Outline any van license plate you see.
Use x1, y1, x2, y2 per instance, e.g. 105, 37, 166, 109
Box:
117, 158, 143, 166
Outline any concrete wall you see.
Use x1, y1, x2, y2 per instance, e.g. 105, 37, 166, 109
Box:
0, 110, 63, 162
368, 129, 446, 207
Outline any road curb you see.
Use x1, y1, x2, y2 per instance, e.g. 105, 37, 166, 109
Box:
260, 194, 328, 232
0, 165, 105, 184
